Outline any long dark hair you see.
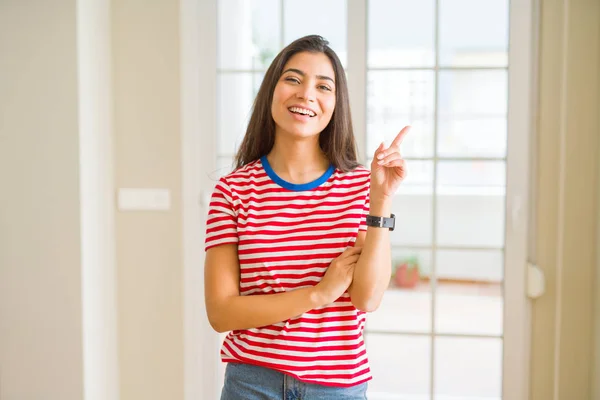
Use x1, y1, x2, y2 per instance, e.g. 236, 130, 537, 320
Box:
233, 35, 360, 172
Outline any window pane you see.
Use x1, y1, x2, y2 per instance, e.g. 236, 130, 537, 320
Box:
368, 249, 432, 333
439, 0, 509, 67
283, 0, 347, 66
217, 73, 262, 157
437, 249, 504, 282
218, 0, 281, 70
367, 71, 435, 157
437, 70, 508, 157
434, 337, 503, 400
366, 159, 433, 246
368, 0, 435, 68
436, 161, 506, 247
438, 118, 507, 158
435, 250, 504, 336
437, 160, 506, 189
366, 334, 431, 399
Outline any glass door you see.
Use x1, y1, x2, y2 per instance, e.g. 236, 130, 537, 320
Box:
195, 1, 534, 398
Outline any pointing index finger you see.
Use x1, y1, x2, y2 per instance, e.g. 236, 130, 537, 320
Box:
391, 125, 411, 147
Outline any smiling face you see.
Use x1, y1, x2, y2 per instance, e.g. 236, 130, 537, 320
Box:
270, 51, 337, 140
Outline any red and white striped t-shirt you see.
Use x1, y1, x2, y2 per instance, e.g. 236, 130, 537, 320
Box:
205, 156, 372, 387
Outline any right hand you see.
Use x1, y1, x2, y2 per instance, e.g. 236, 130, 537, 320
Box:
316, 246, 362, 304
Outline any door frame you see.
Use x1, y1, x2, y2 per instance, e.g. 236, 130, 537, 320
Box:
502, 0, 538, 398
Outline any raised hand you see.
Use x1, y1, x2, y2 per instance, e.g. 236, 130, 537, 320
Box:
370, 126, 410, 200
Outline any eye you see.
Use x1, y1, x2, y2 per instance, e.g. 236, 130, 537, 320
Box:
285, 77, 301, 84
318, 85, 332, 92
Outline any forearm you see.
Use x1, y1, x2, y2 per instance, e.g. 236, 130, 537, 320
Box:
349, 197, 393, 312
208, 286, 326, 333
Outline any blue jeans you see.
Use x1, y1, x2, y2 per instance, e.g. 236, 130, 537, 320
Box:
220, 362, 368, 400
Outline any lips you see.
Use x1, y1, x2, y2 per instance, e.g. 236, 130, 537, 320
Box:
288, 105, 316, 117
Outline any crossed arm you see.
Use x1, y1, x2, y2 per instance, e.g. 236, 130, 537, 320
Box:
204, 218, 392, 334
348, 198, 393, 312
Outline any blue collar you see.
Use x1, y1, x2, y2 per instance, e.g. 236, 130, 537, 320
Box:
260, 156, 335, 191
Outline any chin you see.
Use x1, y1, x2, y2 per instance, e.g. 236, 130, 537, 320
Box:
277, 123, 322, 138
288, 127, 322, 138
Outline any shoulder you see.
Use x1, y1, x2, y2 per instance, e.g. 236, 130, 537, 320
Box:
331, 165, 371, 184
215, 159, 263, 188
220, 159, 262, 181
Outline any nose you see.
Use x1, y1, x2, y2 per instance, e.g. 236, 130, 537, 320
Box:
296, 83, 316, 102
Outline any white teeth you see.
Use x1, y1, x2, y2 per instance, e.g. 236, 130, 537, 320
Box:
289, 106, 316, 117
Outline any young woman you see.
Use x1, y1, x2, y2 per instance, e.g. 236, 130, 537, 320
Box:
205, 35, 409, 399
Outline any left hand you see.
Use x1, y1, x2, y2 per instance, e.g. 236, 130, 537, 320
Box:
370, 126, 410, 200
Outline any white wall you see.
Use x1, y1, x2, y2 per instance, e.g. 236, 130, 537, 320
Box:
0, 1, 84, 398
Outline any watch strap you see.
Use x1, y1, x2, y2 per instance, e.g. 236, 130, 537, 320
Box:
366, 214, 395, 231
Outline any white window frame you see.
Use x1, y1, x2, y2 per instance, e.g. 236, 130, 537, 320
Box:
180, 0, 537, 398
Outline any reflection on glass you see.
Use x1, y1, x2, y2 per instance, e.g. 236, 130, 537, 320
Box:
218, 73, 262, 156
284, 0, 348, 66
368, 0, 435, 68
434, 250, 504, 336
435, 337, 503, 400
439, 0, 509, 67
367, 71, 435, 157
437, 70, 508, 158
366, 334, 431, 398
218, 0, 280, 70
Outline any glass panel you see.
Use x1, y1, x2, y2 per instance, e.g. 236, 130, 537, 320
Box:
434, 337, 503, 400
436, 161, 506, 247
366, 334, 431, 399
368, 249, 432, 333
218, 0, 281, 70
368, 0, 435, 68
437, 70, 508, 158
366, 160, 433, 245
436, 249, 504, 283
367, 71, 435, 157
438, 118, 507, 158
435, 250, 503, 336
439, 0, 509, 67
218, 73, 263, 157
437, 160, 506, 189
283, 0, 348, 66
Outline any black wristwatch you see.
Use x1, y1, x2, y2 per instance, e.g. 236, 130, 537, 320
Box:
366, 214, 395, 231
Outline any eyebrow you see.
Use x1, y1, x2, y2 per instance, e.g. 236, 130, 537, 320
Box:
282, 68, 335, 84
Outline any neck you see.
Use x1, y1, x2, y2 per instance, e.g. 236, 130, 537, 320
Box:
266, 133, 330, 184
